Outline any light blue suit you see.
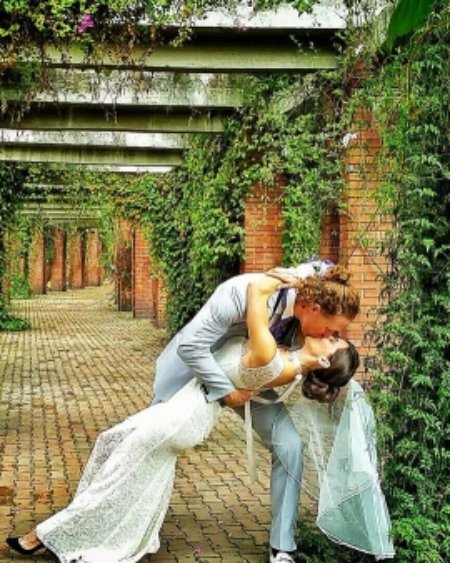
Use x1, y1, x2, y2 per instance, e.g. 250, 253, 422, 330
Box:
152, 262, 331, 551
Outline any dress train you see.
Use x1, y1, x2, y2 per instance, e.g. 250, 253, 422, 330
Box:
37, 379, 220, 563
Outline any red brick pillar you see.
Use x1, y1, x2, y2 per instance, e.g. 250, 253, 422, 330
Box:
241, 176, 285, 272
319, 204, 340, 264
49, 228, 66, 291
84, 229, 103, 287
132, 225, 153, 318
115, 219, 133, 311
28, 227, 46, 294
340, 110, 389, 370
68, 230, 84, 289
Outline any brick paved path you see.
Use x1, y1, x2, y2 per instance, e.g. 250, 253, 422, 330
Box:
0, 285, 287, 563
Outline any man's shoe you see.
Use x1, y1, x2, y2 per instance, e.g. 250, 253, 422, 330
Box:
270, 548, 296, 562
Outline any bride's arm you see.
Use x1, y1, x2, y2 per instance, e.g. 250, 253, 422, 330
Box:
243, 275, 317, 388
243, 275, 295, 369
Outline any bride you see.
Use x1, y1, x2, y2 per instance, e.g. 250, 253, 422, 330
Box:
6, 274, 359, 562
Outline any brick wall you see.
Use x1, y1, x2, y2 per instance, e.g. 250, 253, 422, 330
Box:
84, 229, 103, 287
49, 228, 66, 291
28, 228, 46, 295
241, 177, 285, 272
340, 111, 390, 372
115, 219, 133, 311
68, 229, 84, 289
132, 226, 153, 318
319, 204, 340, 264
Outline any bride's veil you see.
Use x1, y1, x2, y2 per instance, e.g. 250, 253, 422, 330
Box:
273, 380, 395, 560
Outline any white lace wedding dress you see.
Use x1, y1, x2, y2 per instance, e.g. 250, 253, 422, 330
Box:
36, 337, 282, 563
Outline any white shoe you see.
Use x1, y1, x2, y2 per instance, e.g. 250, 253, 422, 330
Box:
269, 550, 296, 563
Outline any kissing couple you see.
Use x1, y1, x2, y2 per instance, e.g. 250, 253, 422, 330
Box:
7, 259, 394, 562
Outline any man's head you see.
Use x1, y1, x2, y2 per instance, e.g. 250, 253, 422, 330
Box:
292, 265, 360, 338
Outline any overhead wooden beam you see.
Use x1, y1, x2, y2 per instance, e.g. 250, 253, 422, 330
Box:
0, 108, 225, 133
0, 129, 187, 149
38, 39, 338, 72
0, 146, 182, 166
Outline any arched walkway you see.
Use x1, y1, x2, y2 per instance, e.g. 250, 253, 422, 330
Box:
0, 284, 305, 562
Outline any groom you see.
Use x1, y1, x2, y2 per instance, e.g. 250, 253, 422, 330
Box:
152, 259, 352, 563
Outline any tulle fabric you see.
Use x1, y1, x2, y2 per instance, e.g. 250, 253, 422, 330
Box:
275, 379, 395, 559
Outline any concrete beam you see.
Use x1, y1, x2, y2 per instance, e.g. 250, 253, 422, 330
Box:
2, 71, 244, 108
179, 1, 347, 31
82, 165, 174, 173
0, 108, 225, 133
39, 40, 338, 72
0, 129, 187, 149
22, 203, 102, 224
0, 146, 182, 166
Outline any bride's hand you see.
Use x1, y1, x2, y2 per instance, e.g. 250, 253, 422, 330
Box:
249, 272, 295, 297
265, 268, 298, 289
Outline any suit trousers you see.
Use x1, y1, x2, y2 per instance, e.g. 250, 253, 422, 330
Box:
233, 389, 303, 552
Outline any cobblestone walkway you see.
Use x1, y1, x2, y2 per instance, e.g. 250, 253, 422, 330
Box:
0, 285, 278, 563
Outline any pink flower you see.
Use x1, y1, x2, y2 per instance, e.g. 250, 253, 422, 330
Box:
77, 14, 94, 34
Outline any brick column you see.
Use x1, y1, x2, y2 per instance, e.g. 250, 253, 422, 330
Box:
340, 109, 390, 373
68, 230, 84, 289
84, 229, 103, 287
49, 228, 66, 291
28, 227, 46, 294
319, 204, 340, 264
241, 176, 285, 272
115, 219, 133, 311
132, 225, 153, 318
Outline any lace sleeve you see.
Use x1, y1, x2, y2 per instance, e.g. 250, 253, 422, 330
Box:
237, 344, 284, 390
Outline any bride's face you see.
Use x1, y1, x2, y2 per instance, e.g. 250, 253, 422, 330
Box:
304, 336, 348, 359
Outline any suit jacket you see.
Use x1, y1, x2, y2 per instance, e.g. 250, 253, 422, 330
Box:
152, 261, 332, 404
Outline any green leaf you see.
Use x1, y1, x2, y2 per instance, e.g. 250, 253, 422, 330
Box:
386, 0, 439, 51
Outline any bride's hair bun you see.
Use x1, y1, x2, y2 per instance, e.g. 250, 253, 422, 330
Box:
302, 374, 339, 404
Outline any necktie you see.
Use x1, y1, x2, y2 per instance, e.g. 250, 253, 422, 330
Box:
269, 289, 290, 343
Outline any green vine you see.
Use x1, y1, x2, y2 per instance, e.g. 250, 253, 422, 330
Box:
0, 162, 30, 330
357, 3, 450, 562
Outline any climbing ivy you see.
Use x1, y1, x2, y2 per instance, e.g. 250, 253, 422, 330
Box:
358, 3, 450, 562
0, 162, 30, 330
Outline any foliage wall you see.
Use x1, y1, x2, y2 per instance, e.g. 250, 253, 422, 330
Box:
361, 4, 450, 561
0, 163, 30, 329
75, 73, 344, 335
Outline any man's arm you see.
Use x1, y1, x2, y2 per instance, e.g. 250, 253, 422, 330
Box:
177, 273, 262, 406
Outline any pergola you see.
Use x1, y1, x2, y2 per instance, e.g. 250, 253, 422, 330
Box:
0, 3, 346, 162
0, 1, 347, 223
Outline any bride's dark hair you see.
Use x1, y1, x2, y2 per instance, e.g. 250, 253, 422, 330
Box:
302, 341, 360, 403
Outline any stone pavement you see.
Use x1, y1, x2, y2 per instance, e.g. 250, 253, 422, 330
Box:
0, 284, 307, 563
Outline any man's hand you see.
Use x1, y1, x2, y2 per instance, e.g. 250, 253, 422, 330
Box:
222, 389, 254, 408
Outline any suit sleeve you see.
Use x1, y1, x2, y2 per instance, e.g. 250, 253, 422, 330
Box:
177, 275, 257, 402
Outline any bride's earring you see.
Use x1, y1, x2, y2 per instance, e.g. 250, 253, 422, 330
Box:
318, 356, 330, 369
